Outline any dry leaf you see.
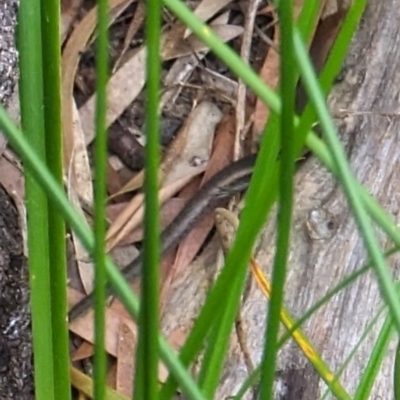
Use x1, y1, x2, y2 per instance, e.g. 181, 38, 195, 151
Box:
79, 22, 242, 145
113, 0, 146, 72
161, 11, 231, 108
116, 323, 136, 397
71, 341, 95, 362
106, 169, 205, 251
107, 197, 186, 246
68, 288, 137, 357
70, 366, 130, 400
184, 0, 232, 37
60, 0, 84, 43
106, 101, 221, 249
62, 0, 133, 167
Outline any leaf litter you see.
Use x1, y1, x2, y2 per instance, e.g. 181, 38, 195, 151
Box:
57, 0, 347, 396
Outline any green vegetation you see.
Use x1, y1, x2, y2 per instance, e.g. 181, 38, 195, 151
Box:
2, 0, 397, 399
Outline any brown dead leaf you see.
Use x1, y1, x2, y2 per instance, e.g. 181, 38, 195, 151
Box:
183, 0, 232, 38
116, 323, 136, 397
71, 341, 95, 362
108, 99, 197, 199
60, 0, 84, 43
62, 0, 133, 168
106, 169, 204, 251
308, 8, 348, 74
68, 288, 137, 357
79, 20, 242, 145
106, 197, 186, 246
164, 101, 222, 184
251, 12, 279, 136
113, 0, 146, 72
107, 160, 126, 196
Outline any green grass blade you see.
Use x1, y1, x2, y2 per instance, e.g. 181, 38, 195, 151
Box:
40, 0, 71, 397
343, 311, 392, 400
134, 0, 162, 399
394, 335, 400, 400
92, 0, 109, 398
259, 2, 296, 399
18, 1, 55, 398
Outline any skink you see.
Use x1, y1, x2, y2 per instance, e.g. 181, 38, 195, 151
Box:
68, 153, 257, 321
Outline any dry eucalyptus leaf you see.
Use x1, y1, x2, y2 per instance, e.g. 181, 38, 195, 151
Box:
116, 323, 136, 397
113, 0, 146, 72
68, 288, 137, 357
183, 0, 233, 38
62, 0, 133, 168
106, 169, 205, 251
164, 101, 222, 184
79, 22, 242, 144
60, 0, 84, 43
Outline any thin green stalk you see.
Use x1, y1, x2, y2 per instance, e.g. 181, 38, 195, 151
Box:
394, 334, 400, 400
259, 2, 296, 398
18, 1, 55, 399
337, 309, 392, 400
134, 1, 162, 399
93, 0, 109, 398
40, 0, 70, 398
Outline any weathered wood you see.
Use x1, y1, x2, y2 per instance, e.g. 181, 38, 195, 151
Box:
162, 0, 400, 398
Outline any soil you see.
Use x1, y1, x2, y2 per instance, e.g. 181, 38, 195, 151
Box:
0, 187, 32, 399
